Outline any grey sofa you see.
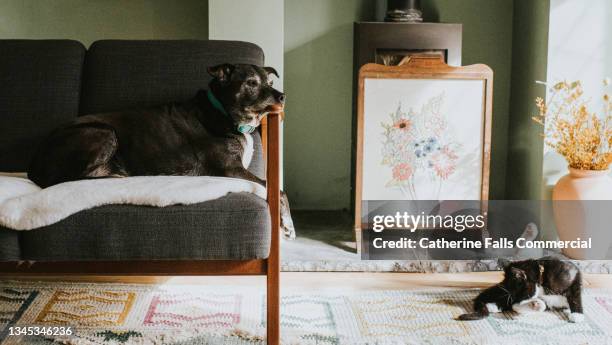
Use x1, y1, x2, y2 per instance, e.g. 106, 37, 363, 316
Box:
0, 39, 281, 343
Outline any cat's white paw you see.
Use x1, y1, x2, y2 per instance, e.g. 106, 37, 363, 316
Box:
513, 298, 546, 313
528, 299, 546, 312
568, 312, 585, 323
486, 303, 500, 313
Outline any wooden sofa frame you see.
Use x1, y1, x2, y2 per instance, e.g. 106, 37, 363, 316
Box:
0, 113, 282, 344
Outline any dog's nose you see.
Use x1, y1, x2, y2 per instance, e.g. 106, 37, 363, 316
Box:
278, 93, 286, 104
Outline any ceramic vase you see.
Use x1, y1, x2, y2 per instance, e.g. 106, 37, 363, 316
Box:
552, 168, 612, 259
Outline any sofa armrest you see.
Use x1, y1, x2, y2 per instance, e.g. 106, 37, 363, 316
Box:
265, 112, 281, 253
260, 111, 283, 167
265, 112, 281, 342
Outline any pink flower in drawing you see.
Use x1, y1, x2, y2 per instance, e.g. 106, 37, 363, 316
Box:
394, 119, 412, 131
392, 163, 413, 181
430, 145, 458, 179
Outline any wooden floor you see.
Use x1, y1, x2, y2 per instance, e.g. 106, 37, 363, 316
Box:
4, 272, 612, 290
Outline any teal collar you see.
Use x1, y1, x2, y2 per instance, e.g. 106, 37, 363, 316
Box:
207, 90, 228, 117
207, 90, 257, 134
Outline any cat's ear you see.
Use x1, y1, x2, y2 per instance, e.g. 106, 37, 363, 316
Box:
510, 267, 527, 280
499, 258, 511, 268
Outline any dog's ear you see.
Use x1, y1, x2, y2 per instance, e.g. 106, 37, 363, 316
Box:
263, 67, 279, 78
208, 64, 234, 83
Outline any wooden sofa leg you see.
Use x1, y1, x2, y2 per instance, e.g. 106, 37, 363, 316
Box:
267, 267, 280, 345
266, 112, 281, 345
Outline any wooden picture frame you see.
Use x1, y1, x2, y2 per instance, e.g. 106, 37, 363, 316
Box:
354, 55, 493, 246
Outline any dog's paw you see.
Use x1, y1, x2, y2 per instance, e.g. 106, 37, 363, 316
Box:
567, 312, 585, 323
281, 209, 296, 240
281, 220, 296, 240
280, 191, 296, 240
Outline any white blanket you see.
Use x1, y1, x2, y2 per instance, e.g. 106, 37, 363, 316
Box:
0, 176, 266, 231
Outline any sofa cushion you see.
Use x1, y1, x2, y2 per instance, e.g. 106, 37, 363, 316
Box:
0, 40, 85, 172
80, 40, 265, 114
0, 229, 19, 261
20, 193, 270, 261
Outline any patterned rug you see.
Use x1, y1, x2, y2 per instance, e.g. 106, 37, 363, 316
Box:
1, 281, 612, 345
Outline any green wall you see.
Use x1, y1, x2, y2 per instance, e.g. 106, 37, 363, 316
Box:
424, 0, 515, 201
284, 0, 375, 210
0, 0, 208, 47
1, 0, 548, 205
506, 0, 550, 200
284, 0, 515, 210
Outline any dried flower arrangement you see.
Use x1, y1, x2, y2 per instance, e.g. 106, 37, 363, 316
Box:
532, 78, 612, 170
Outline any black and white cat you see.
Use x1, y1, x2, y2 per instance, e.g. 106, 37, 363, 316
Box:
458, 257, 584, 323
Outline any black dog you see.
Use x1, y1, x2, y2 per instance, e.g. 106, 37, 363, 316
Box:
28, 63, 296, 239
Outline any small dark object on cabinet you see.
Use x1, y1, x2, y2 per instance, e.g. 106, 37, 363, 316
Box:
385, 0, 423, 23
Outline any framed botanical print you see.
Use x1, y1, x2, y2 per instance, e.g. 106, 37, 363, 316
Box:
354, 55, 493, 241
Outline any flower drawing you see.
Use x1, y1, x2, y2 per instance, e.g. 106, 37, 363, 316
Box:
380, 93, 460, 199
394, 119, 412, 131
392, 163, 413, 181
431, 145, 459, 179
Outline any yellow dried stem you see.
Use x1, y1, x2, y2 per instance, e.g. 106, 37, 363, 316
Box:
533, 79, 612, 170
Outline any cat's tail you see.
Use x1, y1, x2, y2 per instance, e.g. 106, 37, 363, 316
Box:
457, 301, 489, 321
456, 312, 487, 321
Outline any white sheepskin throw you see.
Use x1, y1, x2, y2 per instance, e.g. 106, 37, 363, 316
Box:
0, 176, 266, 231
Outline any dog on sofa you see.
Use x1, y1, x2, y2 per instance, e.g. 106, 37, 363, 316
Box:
27, 63, 296, 239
